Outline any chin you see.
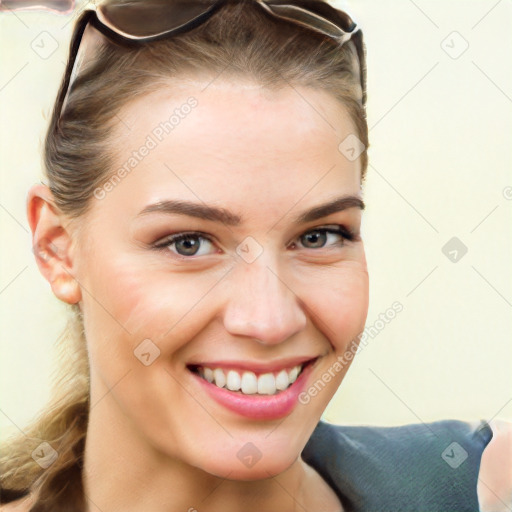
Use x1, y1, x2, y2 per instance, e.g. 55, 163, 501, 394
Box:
201, 453, 299, 482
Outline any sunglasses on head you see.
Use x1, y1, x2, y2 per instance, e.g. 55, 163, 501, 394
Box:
56, 0, 366, 126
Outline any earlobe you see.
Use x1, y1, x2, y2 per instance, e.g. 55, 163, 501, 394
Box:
26, 183, 83, 305
50, 272, 82, 305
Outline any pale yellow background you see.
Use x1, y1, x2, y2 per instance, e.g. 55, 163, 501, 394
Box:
1, 0, 511, 442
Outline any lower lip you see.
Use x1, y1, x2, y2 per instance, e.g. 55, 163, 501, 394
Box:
189, 362, 315, 420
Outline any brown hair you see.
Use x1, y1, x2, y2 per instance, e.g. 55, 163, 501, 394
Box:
0, 1, 368, 509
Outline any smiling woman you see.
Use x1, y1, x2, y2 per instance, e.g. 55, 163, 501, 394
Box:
0, 1, 510, 512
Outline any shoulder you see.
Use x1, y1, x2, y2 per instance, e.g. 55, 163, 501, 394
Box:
310, 416, 493, 454
303, 418, 499, 511
477, 419, 512, 512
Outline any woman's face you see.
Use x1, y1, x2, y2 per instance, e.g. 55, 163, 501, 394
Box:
74, 77, 369, 479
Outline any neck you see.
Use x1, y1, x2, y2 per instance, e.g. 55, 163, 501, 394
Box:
82, 385, 338, 512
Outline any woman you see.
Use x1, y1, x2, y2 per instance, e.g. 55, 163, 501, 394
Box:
1, 0, 510, 510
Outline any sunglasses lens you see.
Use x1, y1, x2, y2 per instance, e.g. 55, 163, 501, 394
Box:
268, 3, 355, 40
99, 0, 357, 41
99, 0, 216, 38
59, 0, 365, 124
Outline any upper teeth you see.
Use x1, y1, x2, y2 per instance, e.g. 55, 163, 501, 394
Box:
198, 365, 303, 395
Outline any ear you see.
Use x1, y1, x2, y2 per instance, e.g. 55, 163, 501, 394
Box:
26, 183, 82, 305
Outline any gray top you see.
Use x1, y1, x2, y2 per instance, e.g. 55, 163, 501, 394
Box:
301, 418, 493, 512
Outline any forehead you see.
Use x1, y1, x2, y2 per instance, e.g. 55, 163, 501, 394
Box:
103, 78, 362, 218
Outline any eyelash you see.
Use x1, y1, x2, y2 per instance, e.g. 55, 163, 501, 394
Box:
152, 225, 356, 257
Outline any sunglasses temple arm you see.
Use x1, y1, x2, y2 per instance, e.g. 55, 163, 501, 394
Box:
56, 11, 97, 125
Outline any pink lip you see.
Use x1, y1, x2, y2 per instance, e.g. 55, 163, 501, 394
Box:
189, 359, 316, 420
186, 355, 317, 376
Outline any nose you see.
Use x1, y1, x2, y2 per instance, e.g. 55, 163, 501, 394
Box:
222, 258, 307, 345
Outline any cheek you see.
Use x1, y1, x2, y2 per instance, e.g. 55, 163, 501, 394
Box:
79, 248, 228, 365
304, 261, 369, 353
294, 263, 369, 411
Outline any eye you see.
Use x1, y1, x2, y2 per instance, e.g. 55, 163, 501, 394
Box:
153, 232, 216, 257
293, 226, 354, 250
152, 225, 355, 258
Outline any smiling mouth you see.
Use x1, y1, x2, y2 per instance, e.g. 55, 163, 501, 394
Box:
186, 357, 318, 396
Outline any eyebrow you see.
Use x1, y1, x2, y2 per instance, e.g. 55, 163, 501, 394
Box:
137, 195, 365, 226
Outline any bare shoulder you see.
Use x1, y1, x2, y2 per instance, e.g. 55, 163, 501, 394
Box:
477, 419, 512, 512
